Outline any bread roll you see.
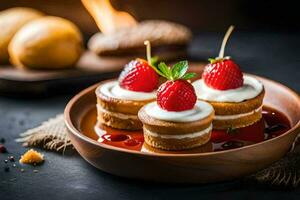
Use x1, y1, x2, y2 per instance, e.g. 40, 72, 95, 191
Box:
0, 7, 43, 64
9, 16, 83, 69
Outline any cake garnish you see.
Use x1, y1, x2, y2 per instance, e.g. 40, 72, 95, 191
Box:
118, 41, 159, 92
156, 61, 197, 111
202, 25, 244, 90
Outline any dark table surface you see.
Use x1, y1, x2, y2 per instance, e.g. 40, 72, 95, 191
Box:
1, 32, 300, 200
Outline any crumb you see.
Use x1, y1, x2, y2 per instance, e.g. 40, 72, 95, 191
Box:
19, 149, 44, 165
33, 170, 38, 173
20, 168, 25, 173
8, 156, 15, 162
0, 144, 7, 153
12, 164, 16, 168
4, 159, 8, 163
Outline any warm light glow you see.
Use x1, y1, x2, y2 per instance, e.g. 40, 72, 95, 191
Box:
81, 0, 137, 34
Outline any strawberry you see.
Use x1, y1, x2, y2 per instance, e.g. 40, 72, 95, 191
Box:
156, 61, 197, 111
119, 59, 159, 92
202, 25, 244, 90
202, 58, 243, 90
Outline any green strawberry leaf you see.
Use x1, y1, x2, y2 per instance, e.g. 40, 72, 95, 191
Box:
150, 56, 159, 67
158, 62, 172, 79
181, 72, 197, 80
208, 57, 227, 64
208, 58, 217, 64
171, 60, 188, 79
147, 57, 166, 77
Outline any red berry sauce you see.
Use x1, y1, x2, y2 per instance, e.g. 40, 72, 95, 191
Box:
95, 124, 144, 151
81, 106, 291, 153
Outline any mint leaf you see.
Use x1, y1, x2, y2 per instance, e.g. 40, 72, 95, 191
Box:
156, 60, 194, 81
158, 62, 171, 79
182, 72, 196, 80
171, 60, 188, 79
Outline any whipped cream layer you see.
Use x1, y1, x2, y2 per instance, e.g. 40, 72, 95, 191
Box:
97, 80, 156, 101
144, 101, 213, 122
215, 105, 263, 120
192, 75, 263, 103
144, 124, 212, 139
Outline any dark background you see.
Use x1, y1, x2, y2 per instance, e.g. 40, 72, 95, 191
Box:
1, 0, 300, 36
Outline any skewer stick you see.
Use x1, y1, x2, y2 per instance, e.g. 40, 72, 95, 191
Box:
218, 25, 235, 58
144, 40, 151, 64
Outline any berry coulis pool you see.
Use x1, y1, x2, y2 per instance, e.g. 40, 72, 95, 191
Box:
80, 106, 291, 154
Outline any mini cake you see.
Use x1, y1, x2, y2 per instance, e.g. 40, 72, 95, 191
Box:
139, 61, 214, 150
96, 41, 159, 130
193, 26, 264, 130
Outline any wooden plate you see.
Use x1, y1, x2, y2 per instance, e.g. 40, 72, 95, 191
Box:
0, 51, 127, 96
64, 74, 300, 183
0, 51, 204, 97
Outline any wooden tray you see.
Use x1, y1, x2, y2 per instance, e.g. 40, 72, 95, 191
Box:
0, 51, 205, 97
0, 51, 129, 97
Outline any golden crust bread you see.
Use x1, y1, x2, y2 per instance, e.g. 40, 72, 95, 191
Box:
96, 80, 155, 115
213, 109, 262, 129
144, 128, 211, 151
0, 7, 44, 63
97, 107, 142, 130
91, 44, 188, 61
204, 89, 265, 115
138, 106, 214, 134
88, 20, 192, 57
9, 16, 83, 69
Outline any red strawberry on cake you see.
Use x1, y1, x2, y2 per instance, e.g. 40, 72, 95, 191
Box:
193, 26, 265, 130
138, 61, 214, 150
202, 59, 243, 90
119, 58, 159, 92
95, 41, 160, 130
